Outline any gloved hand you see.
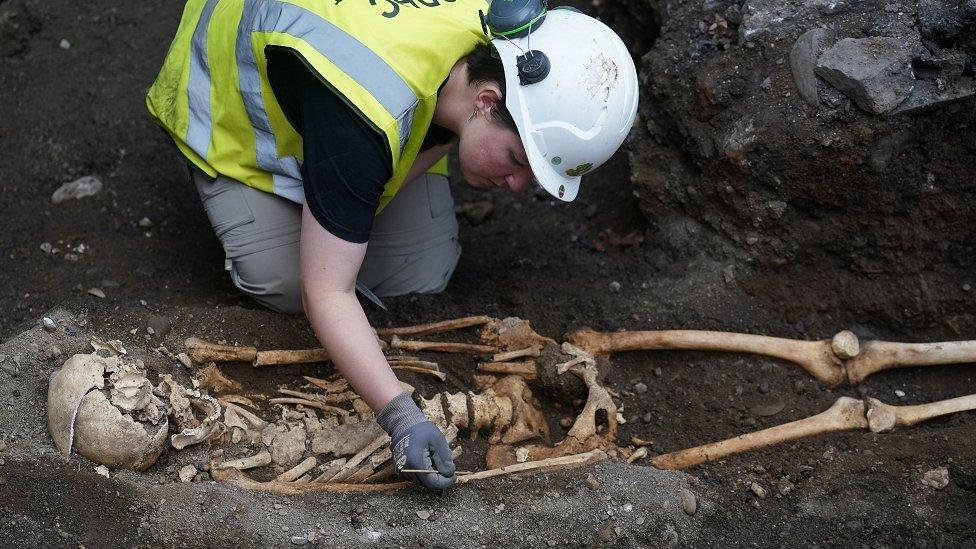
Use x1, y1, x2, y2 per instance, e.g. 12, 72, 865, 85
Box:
376, 392, 456, 490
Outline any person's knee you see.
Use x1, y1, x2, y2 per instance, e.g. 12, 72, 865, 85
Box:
369, 240, 461, 297
228, 251, 303, 314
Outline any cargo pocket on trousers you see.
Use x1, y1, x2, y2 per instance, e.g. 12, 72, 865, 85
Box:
202, 182, 256, 242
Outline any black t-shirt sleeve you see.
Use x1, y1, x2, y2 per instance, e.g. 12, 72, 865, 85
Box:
266, 48, 392, 244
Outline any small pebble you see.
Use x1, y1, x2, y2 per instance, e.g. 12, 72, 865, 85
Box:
622, 503, 633, 513
178, 465, 197, 483
40, 242, 53, 254
41, 317, 56, 331
680, 489, 698, 515
87, 287, 106, 299
894, 389, 906, 398
642, 412, 653, 424
750, 482, 767, 499
636, 517, 645, 525
921, 467, 949, 489
653, 367, 662, 377
758, 382, 770, 394
609, 281, 621, 293
363, 529, 382, 542
289, 535, 308, 546
138, 217, 154, 228
94, 465, 110, 478
59, 39, 71, 49
634, 382, 648, 394
963, 284, 971, 292
585, 473, 602, 491
415, 510, 431, 520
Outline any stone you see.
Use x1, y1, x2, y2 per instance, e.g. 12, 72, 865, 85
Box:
790, 28, 832, 106
750, 482, 768, 498
41, 317, 56, 331
680, 489, 698, 515
661, 523, 679, 548
458, 201, 494, 225
87, 287, 106, 299
94, 465, 110, 478
750, 396, 785, 417
891, 78, 976, 115
585, 473, 602, 491
147, 315, 173, 339
289, 535, 308, 546
609, 281, 621, 293
52, 176, 102, 204
921, 467, 949, 489
59, 38, 71, 49
415, 510, 431, 520
138, 217, 154, 228
815, 37, 915, 114
634, 382, 648, 394
178, 464, 197, 483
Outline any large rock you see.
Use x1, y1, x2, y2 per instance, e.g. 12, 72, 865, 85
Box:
599, 0, 976, 329
815, 37, 916, 113
790, 28, 832, 106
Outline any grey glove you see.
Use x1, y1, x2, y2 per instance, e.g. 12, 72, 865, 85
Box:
376, 392, 456, 490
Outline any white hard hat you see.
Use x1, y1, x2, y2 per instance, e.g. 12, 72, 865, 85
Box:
491, 8, 639, 202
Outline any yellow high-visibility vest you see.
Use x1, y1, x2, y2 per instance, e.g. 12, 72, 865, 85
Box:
147, 0, 486, 210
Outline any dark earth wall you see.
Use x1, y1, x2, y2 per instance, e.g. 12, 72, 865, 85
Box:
602, 0, 976, 335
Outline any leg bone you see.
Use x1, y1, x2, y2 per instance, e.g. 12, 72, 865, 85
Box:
565, 328, 849, 388
846, 340, 976, 384
651, 397, 868, 470
866, 393, 976, 433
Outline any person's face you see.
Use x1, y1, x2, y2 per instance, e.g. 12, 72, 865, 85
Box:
456, 87, 535, 192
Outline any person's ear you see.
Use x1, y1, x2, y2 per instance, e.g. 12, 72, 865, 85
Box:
473, 83, 503, 116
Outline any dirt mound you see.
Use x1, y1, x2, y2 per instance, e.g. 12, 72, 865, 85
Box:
605, 0, 976, 333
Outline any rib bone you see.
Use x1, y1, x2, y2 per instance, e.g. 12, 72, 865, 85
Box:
376, 316, 493, 338
215, 450, 273, 471
477, 361, 538, 379
390, 335, 495, 355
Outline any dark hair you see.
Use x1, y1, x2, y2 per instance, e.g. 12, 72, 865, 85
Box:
465, 43, 518, 132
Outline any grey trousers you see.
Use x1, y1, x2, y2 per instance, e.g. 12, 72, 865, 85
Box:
193, 171, 461, 314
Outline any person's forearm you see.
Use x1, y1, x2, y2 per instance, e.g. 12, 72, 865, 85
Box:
303, 288, 403, 411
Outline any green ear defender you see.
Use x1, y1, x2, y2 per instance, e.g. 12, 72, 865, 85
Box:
483, 0, 548, 38
480, 0, 552, 85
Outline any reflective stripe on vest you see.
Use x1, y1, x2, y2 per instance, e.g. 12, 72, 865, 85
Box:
149, 0, 487, 209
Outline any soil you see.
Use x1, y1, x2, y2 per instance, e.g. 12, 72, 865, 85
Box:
1, 0, 974, 547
